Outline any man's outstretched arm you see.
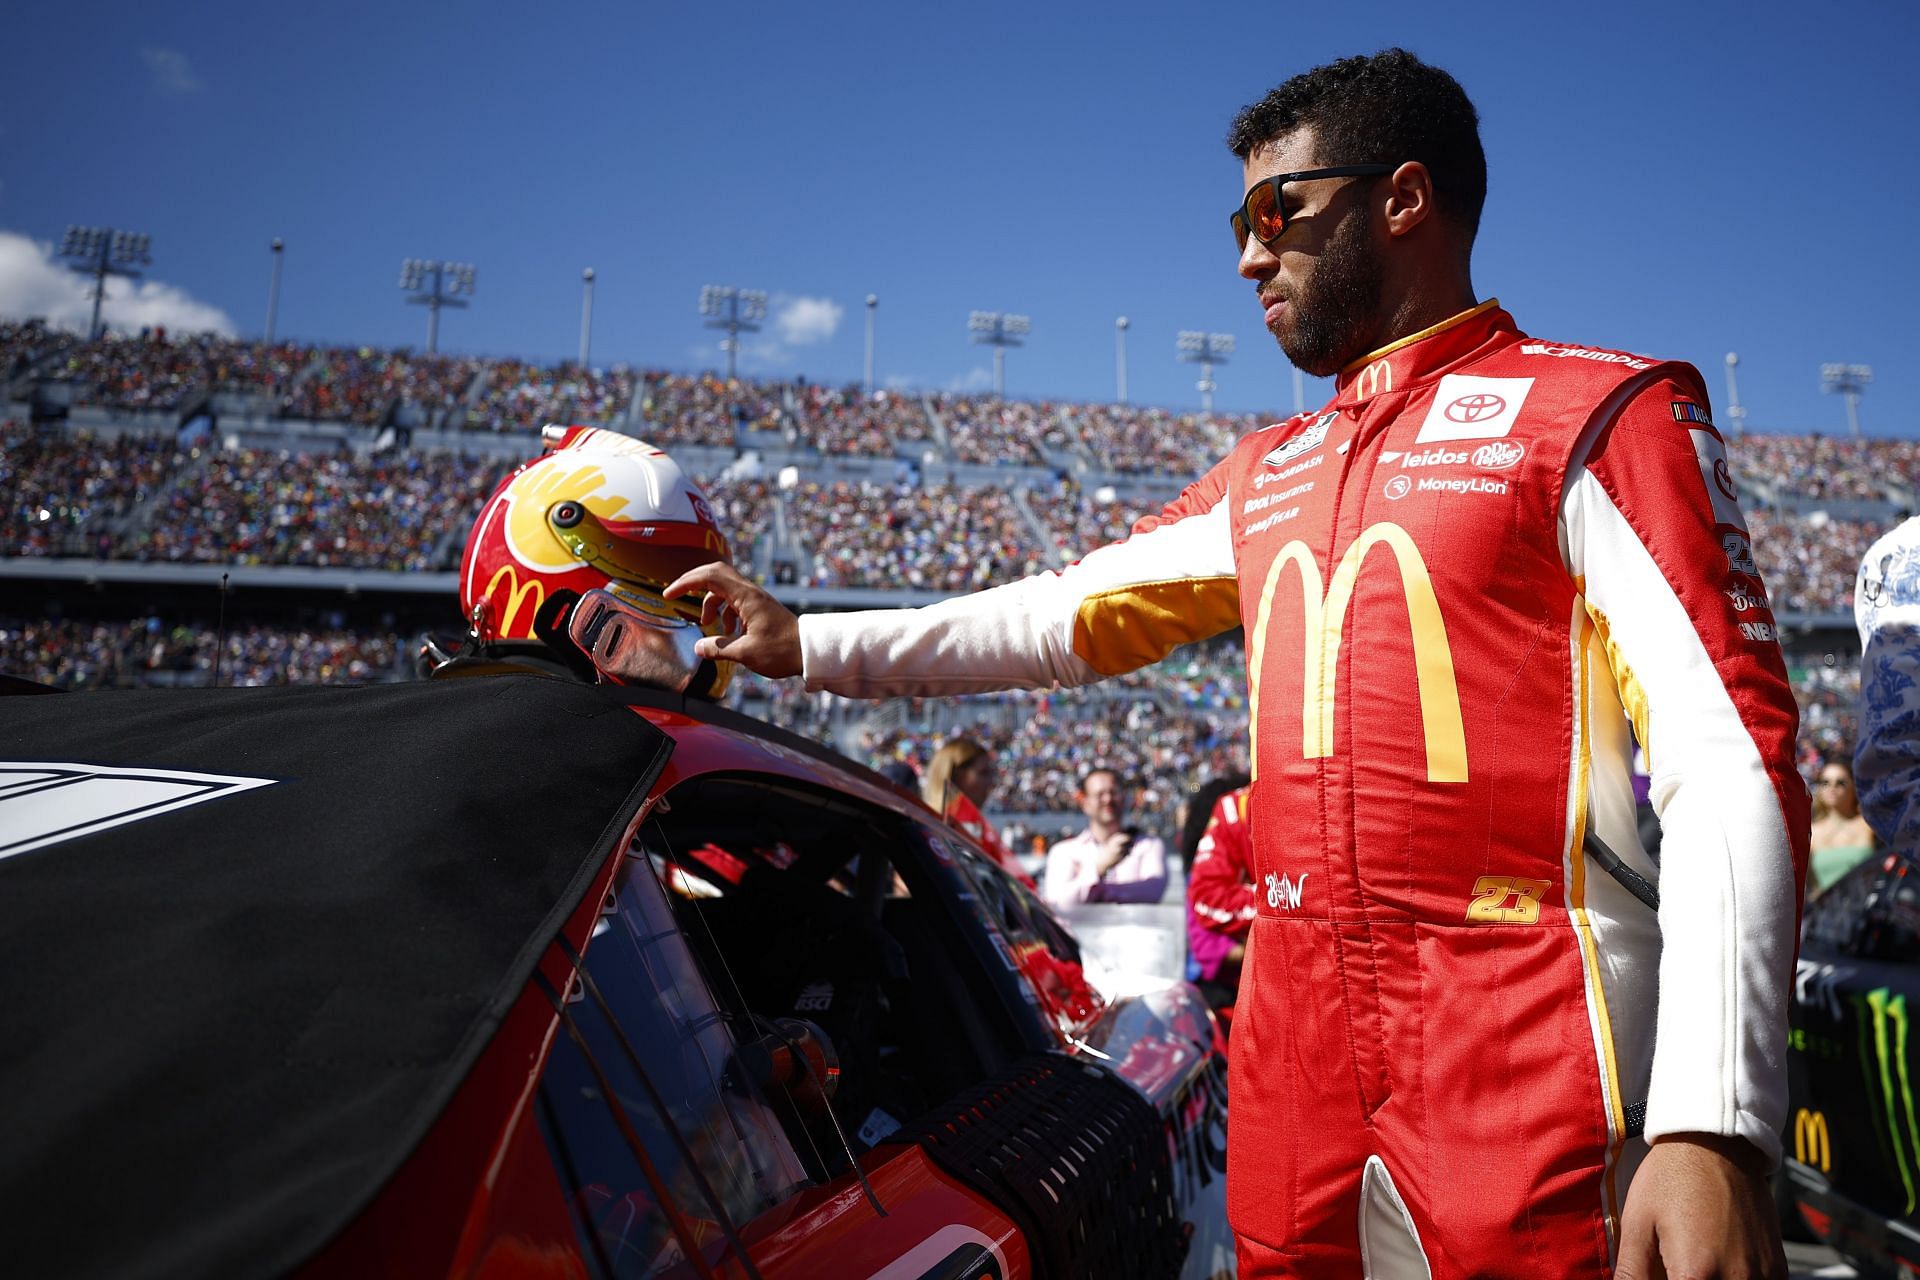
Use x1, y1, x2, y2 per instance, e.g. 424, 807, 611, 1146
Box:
667, 468, 1242, 698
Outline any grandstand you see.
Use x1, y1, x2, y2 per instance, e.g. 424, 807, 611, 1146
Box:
2, 320, 1899, 833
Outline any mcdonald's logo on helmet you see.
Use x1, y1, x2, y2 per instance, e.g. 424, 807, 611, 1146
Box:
1793, 1107, 1830, 1173
1246, 521, 1467, 784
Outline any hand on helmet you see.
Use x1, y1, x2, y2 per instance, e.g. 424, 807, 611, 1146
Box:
663, 562, 803, 680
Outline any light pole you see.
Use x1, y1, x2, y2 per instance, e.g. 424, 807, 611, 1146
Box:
1177, 331, 1235, 415
58, 226, 151, 338
1293, 367, 1306, 417
1722, 352, 1746, 435
579, 268, 596, 368
700, 285, 767, 379
865, 294, 878, 397
968, 311, 1029, 399
399, 259, 476, 354
1821, 363, 1872, 438
265, 239, 285, 345
1115, 316, 1129, 404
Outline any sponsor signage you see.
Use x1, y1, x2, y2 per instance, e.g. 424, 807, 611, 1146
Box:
1414, 374, 1535, 444
1247, 522, 1467, 784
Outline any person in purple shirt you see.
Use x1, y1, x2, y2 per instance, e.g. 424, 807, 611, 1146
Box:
1042, 767, 1168, 907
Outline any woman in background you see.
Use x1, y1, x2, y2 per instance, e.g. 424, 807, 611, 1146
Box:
1809, 758, 1877, 895
924, 738, 1032, 887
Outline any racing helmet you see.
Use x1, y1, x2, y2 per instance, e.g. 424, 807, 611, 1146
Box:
457, 424, 735, 696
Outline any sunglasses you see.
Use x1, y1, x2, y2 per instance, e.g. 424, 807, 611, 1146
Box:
1231, 164, 1396, 250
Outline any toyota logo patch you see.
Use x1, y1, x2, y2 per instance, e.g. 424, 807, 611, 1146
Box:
1445, 393, 1507, 424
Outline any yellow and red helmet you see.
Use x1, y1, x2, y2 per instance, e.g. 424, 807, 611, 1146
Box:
458, 425, 733, 689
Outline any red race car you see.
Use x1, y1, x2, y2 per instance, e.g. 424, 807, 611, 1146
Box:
0, 672, 1231, 1280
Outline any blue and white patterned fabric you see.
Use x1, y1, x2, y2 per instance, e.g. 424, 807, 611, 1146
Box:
1855, 516, 1920, 852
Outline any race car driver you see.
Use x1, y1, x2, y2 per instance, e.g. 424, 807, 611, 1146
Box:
429, 423, 737, 698
665, 50, 1808, 1280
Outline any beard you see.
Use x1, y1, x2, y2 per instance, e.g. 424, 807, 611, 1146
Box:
1268, 200, 1385, 378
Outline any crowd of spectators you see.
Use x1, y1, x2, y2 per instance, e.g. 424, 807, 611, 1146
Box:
1790, 655, 1860, 778
2, 321, 81, 387
936, 395, 1070, 466
2, 430, 180, 557
787, 480, 1047, 591
1031, 481, 1163, 562
0, 616, 405, 690
117, 447, 509, 570
1749, 510, 1886, 615
861, 689, 1248, 820
280, 349, 484, 426
635, 371, 780, 447
1072, 404, 1258, 477
1735, 433, 1920, 502
463, 362, 637, 433
54, 332, 311, 412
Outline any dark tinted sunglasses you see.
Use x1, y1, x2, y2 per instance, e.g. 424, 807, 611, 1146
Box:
1231, 164, 1396, 250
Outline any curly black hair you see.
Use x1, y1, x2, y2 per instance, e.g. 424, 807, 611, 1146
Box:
1227, 48, 1487, 240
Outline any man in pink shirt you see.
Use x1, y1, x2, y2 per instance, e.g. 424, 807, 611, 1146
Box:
1042, 767, 1168, 907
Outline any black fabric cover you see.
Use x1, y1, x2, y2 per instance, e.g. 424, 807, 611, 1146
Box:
899, 1054, 1189, 1280
0, 676, 672, 1279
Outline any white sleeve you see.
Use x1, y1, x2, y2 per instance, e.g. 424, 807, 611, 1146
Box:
1563, 405, 1805, 1167
800, 495, 1239, 699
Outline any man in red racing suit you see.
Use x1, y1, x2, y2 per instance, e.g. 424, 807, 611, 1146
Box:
669, 51, 1807, 1279
1186, 785, 1257, 1001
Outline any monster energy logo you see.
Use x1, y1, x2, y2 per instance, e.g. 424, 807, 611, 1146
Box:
1856, 987, 1920, 1213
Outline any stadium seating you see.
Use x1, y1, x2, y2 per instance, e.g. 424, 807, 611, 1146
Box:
5, 326, 1910, 810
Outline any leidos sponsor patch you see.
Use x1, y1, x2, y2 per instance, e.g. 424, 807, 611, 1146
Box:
1262, 410, 1339, 468
1414, 374, 1534, 444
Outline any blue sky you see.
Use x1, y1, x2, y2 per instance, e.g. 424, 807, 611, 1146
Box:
1, 0, 1914, 433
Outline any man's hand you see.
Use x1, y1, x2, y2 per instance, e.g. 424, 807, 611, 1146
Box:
1096, 830, 1134, 875
1616, 1134, 1785, 1280
663, 562, 803, 679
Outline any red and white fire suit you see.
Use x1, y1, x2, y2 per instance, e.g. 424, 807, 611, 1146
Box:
1187, 785, 1258, 981
799, 302, 1809, 1277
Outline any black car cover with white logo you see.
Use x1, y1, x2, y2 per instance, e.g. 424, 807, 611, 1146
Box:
0, 675, 672, 1279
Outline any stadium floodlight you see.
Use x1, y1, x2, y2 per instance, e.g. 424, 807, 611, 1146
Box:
1177, 330, 1235, 414
865, 294, 878, 397
1115, 316, 1129, 404
1722, 353, 1746, 435
969, 311, 1029, 398
399, 258, 476, 354
580, 268, 596, 368
265, 239, 285, 347
58, 223, 152, 338
701, 285, 767, 379
1821, 362, 1872, 438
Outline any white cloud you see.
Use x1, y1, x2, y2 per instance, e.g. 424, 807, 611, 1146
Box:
946, 366, 994, 393
771, 295, 842, 347
142, 48, 203, 95
0, 230, 236, 337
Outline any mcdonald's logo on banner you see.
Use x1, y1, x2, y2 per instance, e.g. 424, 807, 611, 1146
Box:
1246, 522, 1467, 784
1794, 1107, 1831, 1173
484, 564, 548, 640
1355, 360, 1393, 398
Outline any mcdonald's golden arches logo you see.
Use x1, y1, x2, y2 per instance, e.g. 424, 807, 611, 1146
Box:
484, 563, 548, 640
1246, 522, 1467, 784
1794, 1108, 1831, 1172
1355, 360, 1393, 398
